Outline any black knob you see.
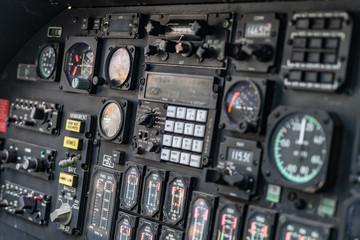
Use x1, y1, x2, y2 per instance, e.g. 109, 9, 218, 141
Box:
159, 40, 176, 53
146, 20, 166, 36
133, 147, 143, 155
0, 149, 17, 163
204, 169, 224, 184
252, 45, 273, 62
22, 158, 45, 172
144, 45, 158, 57
0, 200, 8, 208
23, 119, 35, 126
196, 46, 213, 62
30, 107, 46, 120
6, 116, 17, 123
175, 42, 194, 57
223, 172, 254, 191
137, 112, 155, 128
191, 21, 210, 37
13, 209, 24, 214
72, 78, 90, 90
294, 199, 307, 210
92, 76, 105, 86
146, 142, 160, 153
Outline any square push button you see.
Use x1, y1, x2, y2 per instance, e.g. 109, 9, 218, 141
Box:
160, 149, 171, 161
309, 38, 323, 48
162, 134, 173, 147
190, 155, 201, 168
289, 71, 302, 82
192, 140, 203, 153
176, 107, 186, 119
172, 136, 183, 148
327, 18, 342, 29
296, 18, 310, 29
194, 125, 206, 138
174, 122, 185, 134
164, 120, 175, 132
167, 106, 177, 118
291, 51, 305, 62
186, 109, 197, 121
307, 52, 321, 63
324, 38, 339, 49
184, 123, 195, 135
320, 72, 334, 83
196, 110, 208, 122
170, 151, 180, 163
304, 72, 318, 82
180, 152, 191, 165
293, 37, 307, 48
311, 18, 325, 29
322, 53, 337, 64
182, 138, 193, 151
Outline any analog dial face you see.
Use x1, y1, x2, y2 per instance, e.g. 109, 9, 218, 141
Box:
215, 206, 240, 240
270, 113, 327, 183
38, 46, 56, 78
100, 102, 123, 139
122, 167, 140, 209
245, 213, 271, 240
143, 173, 162, 216
187, 198, 210, 240
116, 217, 132, 240
164, 178, 186, 223
278, 222, 324, 240
107, 47, 131, 87
225, 81, 261, 126
65, 43, 95, 87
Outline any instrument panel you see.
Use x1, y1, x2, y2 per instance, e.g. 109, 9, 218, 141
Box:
0, 0, 360, 239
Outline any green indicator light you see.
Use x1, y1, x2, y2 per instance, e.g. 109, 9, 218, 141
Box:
41, 151, 45, 155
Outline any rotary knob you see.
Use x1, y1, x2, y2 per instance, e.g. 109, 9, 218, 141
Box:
0, 149, 17, 164
50, 203, 72, 225
137, 112, 155, 128
20, 158, 46, 172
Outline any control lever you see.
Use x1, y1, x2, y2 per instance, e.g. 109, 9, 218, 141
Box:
204, 168, 254, 191
30, 107, 52, 121
0, 149, 17, 164
227, 43, 274, 62
59, 156, 78, 168
158, 40, 177, 53
146, 20, 166, 36
144, 45, 159, 57
196, 46, 214, 62
175, 41, 194, 57
50, 203, 72, 225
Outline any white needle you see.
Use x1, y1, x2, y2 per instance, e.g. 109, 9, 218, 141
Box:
298, 117, 306, 145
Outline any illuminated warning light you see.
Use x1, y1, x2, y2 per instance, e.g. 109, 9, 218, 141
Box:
194, 207, 200, 218
157, 182, 161, 191
75, 54, 79, 62
250, 222, 256, 235
221, 214, 227, 226
202, 209, 209, 221
232, 217, 238, 229
112, 183, 115, 192
91, 54, 94, 63
72, 66, 77, 76
285, 232, 291, 240
262, 224, 269, 238
149, 180, 153, 189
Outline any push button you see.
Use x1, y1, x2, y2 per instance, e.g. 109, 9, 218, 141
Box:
180, 152, 191, 165
196, 110, 208, 122
162, 134, 173, 147
291, 51, 305, 62
182, 138, 192, 151
322, 53, 337, 64
164, 120, 175, 132
166, 106, 177, 118
194, 125, 206, 138
192, 140, 203, 153
324, 38, 339, 49
184, 123, 195, 135
319, 72, 334, 83
307, 52, 321, 63
311, 18, 325, 29
304, 72, 318, 82
296, 18, 310, 29
174, 122, 185, 134
293, 37, 307, 48
176, 107, 186, 119
190, 155, 201, 168
326, 18, 342, 29
170, 151, 180, 163
308, 38, 323, 48
160, 149, 170, 161
186, 109, 197, 121
289, 71, 302, 82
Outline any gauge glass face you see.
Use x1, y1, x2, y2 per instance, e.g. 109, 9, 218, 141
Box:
122, 167, 140, 209
245, 213, 271, 240
100, 102, 123, 139
270, 113, 327, 183
87, 171, 116, 240
278, 222, 323, 240
225, 81, 261, 126
65, 43, 94, 87
187, 198, 210, 240
116, 217, 132, 240
143, 173, 162, 215
215, 206, 240, 240
38, 46, 56, 78
107, 47, 131, 87
164, 178, 186, 223
136, 224, 154, 240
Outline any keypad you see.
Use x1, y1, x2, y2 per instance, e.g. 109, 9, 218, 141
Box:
160, 105, 208, 168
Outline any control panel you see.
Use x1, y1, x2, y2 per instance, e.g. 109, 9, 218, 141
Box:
0, 1, 359, 240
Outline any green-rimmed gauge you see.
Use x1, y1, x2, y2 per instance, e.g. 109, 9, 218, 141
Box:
270, 113, 327, 183
38, 45, 56, 79
263, 107, 336, 193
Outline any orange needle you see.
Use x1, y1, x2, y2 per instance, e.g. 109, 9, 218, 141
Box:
72, 66, 77, 76
228, 92, 240, 113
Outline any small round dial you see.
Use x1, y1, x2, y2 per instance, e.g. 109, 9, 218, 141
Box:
99, 102, 123, 139
65, 43, 95, 88
225, 80, 261, 126
278, 222, 324, 240
106, 47, 131, 87
270, 113, 327, 183
38, 45, 56, 79
122, 167, 140, 209
142, 173, 162, 216
164, 178, 186, 223
116, 217, 132, 240
245, 213, 271, 240
187, 198, 210, 240
215, 205, 240, 240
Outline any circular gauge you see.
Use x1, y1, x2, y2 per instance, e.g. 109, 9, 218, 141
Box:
121, 167, 140, 209
278, 222, 324, 240
142, 173, 162, 216
244, 213, 271, 240
164, 178, 186, 223
106, 47, 132, 87
65, 43, 95, 89
187, 198, 210, 240
116, 216, 133, 240
99, 101, 123, 140
225, 80, 261, 127
215, 205, 240, 240
38, 45, 56, 79
269, 113, 327, 183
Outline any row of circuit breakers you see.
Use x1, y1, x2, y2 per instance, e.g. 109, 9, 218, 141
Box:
0, 7, 359, 240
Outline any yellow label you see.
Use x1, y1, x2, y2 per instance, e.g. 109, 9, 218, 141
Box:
65, 119, 82, 133
59, 172, 78, 187
63, 136, 81, 150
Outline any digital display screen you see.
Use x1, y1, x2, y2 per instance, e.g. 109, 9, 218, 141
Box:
122, 167, 140, 209
145, 74, 213, 106
245, 22, 272, 38
142, 173, 162, 216
164, 178, 186, 223
227, 148, 254, 165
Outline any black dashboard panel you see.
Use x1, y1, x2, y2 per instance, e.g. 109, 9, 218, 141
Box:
0, 1, 360, 240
